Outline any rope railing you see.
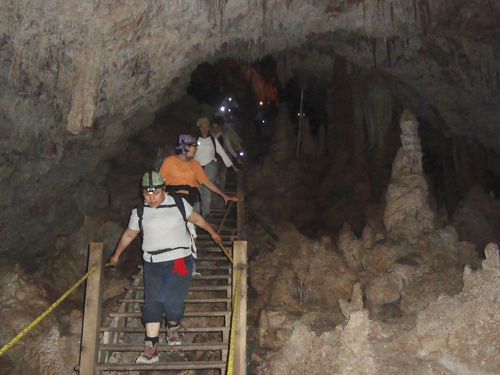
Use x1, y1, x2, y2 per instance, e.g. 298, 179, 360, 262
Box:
216, 200, 235, 264
0, 262, 112, 357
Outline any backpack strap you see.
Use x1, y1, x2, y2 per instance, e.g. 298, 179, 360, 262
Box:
137, 203, 145, 235
171, 195, 197, 257
172, 195, 188, 224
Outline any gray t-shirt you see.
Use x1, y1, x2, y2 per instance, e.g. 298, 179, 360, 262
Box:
128, 195, 193, 263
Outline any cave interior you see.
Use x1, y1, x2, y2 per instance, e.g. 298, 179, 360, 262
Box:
1, 0, 500, 373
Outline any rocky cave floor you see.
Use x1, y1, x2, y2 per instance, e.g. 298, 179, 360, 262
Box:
1, 102, 500, 374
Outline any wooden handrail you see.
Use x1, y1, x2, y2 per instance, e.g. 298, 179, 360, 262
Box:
79, 243, 104, 375
231, 241, 247, 375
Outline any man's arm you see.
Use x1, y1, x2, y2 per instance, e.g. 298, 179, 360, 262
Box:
109, 227, 140, 265
187, 210, 221, 243
202, 179, 237, 205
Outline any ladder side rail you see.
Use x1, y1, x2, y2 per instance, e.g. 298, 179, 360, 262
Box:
237, 166, 246, 241
79, 243, 105, 375
232, 241, 247, 375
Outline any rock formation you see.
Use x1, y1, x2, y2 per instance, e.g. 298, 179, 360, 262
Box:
383, 109, 435, 243
411, 243, 500, 374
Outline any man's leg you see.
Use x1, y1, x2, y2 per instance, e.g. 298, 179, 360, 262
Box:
145, 322, 161, 337
164, 256, 194, 345
137, 262, 165, 363
136, 322, 160, 363
200, 161, 218, 218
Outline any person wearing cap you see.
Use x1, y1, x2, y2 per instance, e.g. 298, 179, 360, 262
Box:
159, 134, 236, 212
159, 134, 236, 278
109, 171, 221, 363
195, 118, 238, 218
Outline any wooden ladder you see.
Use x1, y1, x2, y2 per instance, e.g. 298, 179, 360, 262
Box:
79, 169, 247, 374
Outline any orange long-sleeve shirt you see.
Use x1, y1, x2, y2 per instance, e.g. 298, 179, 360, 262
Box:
159, 155, 209, 192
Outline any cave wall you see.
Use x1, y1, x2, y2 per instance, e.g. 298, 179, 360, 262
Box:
1, 0, 500, 260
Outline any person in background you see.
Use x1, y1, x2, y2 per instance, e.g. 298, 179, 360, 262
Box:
211, 116, 244, 165
159, 134, 236, 278
214, 110, 243, 144
211, 116, 244, 195
109, 171, 221, 363
159, 134, 234, 208
194, 118, 237, 218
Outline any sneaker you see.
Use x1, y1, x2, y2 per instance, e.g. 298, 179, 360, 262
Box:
136, 341, 159, 363
167, 325, 182, 345
192, 271, 202, 279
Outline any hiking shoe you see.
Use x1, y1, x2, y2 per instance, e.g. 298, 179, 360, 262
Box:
167, 325, 182, 345
136, 341, 159, 363
192, 270, 202, 279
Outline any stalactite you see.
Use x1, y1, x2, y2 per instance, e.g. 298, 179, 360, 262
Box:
219, 2, 224, 43
362, 0, 366, 20
377, 0, 379, 14
413, 0, 418, 23
372, 38, 377, 68
419, 0, 431, 34
386, 37, 391, 67
362, 78, 393, 150
390, 3, 394, 23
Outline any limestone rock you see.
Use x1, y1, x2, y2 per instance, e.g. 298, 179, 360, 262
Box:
338, 283, 363, 320
383, 110, 435, 243
258, 309, 295, 350
339, 311, 378, 374
337, 222, 367, 275
413, 243, 500, 374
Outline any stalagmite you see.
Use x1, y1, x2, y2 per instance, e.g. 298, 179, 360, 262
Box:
383, 110, 435, 243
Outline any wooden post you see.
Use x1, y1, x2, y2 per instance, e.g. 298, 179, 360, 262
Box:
237, 166, 246, 241
79, 243, 104, 375
232, 241, 247, 375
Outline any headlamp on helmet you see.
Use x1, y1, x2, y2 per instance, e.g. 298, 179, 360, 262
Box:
141, 171, 165, 193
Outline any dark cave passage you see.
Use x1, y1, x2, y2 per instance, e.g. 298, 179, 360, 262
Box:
174, 55, 500, 246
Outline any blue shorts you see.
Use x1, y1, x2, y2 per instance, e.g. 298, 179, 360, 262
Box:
142, 255, 193, 326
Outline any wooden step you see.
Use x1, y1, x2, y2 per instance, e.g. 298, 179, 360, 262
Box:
132, 274, 231, 281
109, 311, 230, 318
125, 285, 231, 291
95, 361, 226, 371
100, 343, 227, 351
196, 240, 233, 246
197, 247, 230, 252
118, 298, 231, 304
137, 262, 230, 269
195, 256, 231, 262
100, 326, 230, 333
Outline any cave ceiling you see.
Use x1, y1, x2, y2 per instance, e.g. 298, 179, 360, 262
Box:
1, 0, 499, 145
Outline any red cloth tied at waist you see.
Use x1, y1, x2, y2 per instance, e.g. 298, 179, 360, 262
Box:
172, 257, 188, 277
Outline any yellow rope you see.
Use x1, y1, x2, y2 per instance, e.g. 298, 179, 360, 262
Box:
217, 240, 234, 264
217, 200, 234, 234
216, 200, 235, 264
227, 268, 242, 375
0, 262, 112, 357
